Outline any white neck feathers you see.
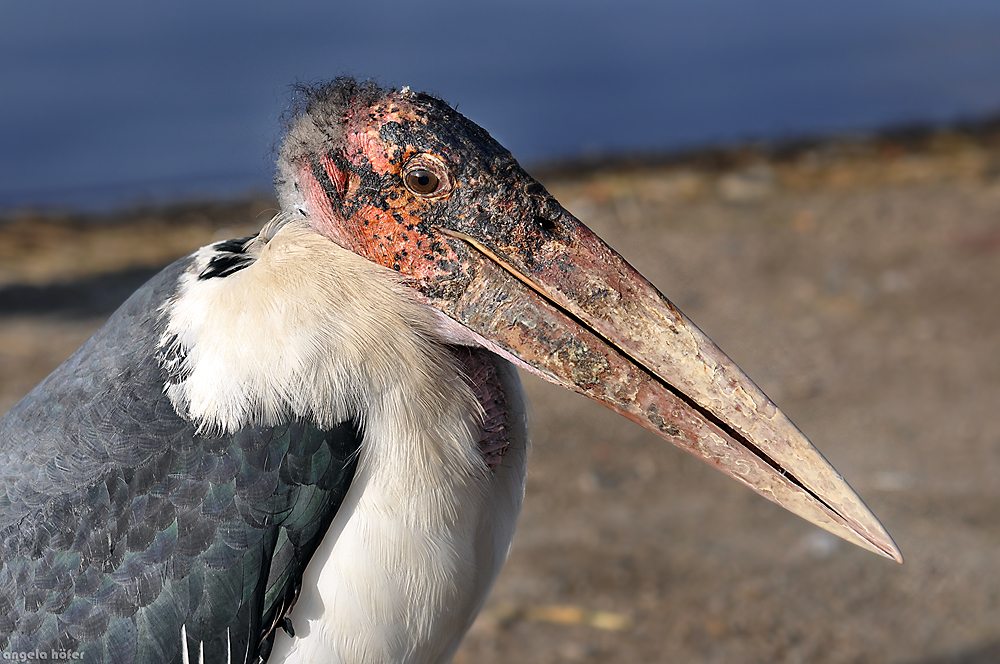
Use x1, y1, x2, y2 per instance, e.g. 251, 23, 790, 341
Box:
160, 220, 486, 482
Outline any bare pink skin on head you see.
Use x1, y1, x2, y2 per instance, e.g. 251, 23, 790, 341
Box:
298, 94, 464, 286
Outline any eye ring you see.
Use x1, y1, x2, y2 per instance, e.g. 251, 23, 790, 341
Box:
402, 154, 452, 198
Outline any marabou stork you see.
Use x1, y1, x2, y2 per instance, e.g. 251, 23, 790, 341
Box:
0, 79, 901, 664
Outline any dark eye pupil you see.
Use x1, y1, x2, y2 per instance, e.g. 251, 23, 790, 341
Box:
405, 168, 440, 194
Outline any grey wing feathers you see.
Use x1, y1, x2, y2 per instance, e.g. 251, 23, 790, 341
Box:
0, 256, 361, 663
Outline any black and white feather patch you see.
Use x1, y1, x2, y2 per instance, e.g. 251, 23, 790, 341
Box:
199, 236, 257, 280
157, 333, 191, 386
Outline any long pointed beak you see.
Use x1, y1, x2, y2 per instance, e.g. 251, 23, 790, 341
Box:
283, 84, 899, 562
424, 214, 901, 563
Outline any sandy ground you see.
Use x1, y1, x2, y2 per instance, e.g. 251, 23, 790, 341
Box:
2, 132, 999, 663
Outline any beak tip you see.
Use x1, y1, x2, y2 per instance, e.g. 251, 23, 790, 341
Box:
840, 505, 903, 563
876, 532, 904, 564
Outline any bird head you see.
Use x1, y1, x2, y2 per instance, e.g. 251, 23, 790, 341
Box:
274, 79, 901, 562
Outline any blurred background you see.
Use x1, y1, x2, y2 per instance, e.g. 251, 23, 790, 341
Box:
3, 2, 1000, 663
4, 0, 1000, 210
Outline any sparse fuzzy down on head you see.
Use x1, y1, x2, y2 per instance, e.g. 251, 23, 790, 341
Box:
275, 78, 395, 214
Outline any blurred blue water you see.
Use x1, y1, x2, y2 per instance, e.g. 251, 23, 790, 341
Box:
3, 0, 1000, 210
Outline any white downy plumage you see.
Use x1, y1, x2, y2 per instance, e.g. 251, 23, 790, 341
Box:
162, 218, 527, 663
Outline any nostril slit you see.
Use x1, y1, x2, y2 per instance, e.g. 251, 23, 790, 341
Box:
535, 215, 558, 235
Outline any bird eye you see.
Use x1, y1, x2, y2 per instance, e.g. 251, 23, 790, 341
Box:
402, 155, 452, 198
405, 168, 439, 194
